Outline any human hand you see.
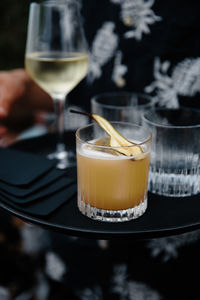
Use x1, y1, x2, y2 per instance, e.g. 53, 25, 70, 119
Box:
0, 69, 54, 145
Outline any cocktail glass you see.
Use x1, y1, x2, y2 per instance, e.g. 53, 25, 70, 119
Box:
76, 122, 152, 222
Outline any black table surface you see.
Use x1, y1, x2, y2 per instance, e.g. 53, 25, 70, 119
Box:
0, 131, 199, 240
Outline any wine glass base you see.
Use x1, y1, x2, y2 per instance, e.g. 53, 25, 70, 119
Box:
48, 150, 76, 169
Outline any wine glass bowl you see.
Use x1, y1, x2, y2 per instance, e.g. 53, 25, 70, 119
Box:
25, 1, 89, 169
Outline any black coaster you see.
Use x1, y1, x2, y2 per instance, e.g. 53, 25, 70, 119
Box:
0, 148, 56, 186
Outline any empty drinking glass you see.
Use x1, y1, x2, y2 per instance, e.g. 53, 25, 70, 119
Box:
91, 92, 153, 125
142, 108, 200, 197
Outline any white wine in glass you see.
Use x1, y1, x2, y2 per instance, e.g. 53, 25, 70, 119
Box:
25, 1, 89, 169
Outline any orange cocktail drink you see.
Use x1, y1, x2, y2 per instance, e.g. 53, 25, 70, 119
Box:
76, 122, 152, 222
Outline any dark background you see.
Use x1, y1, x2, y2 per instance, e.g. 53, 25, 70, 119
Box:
0, 1, 200, 299
0, 0, 33, 70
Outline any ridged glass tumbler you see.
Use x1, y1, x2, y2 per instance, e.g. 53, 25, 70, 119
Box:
91, 92, 153, 125
142, 108, 200, 197
76, 122, 152, 222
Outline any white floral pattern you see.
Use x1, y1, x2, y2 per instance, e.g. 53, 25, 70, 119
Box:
45, 252, 67, 282
111, 0, 162, 40
87, 22, 118, 84
76, 285, 103, 300
88, 0, 162, 87
145, 57, 200, 108
112, 50, 128, 87
147, 230, 200, 262
111, 264, 162, 300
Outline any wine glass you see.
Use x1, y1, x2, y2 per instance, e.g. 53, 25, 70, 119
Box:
25, 1, 89, 169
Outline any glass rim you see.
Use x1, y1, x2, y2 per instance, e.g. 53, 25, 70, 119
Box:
76, 121, 152, 152
142, 107, 200, 129
31, 0, 79, 8
91, 92, 153, 110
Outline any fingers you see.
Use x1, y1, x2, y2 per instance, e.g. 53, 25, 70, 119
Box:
0, 107, 7, 118
0, 125, 17, 147
0, 69, 26, 116
0, 126, 7, 136
0, 131, 18, 147
0, 108, 7, 136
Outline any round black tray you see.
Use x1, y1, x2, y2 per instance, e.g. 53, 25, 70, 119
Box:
0, 132, 199, 239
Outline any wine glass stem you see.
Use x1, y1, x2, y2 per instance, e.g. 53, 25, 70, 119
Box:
54, 97, 66, 154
